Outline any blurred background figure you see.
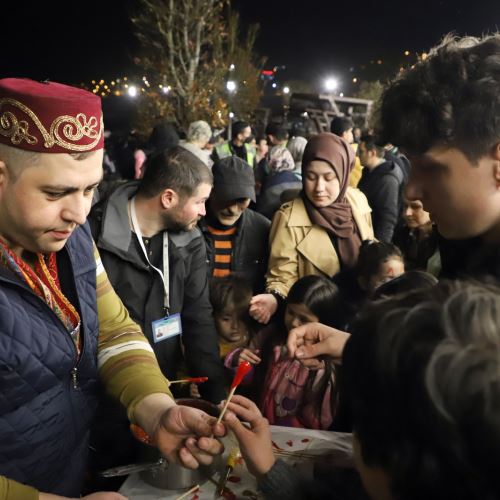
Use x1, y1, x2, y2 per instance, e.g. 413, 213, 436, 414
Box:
393, 197, 440, 274
256, 146, 301, 220
179, 120, 213, 168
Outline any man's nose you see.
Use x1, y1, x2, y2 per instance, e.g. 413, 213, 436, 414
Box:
62, 194, 89, 226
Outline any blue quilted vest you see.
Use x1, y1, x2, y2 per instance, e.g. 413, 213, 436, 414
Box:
0, 223, 99, 496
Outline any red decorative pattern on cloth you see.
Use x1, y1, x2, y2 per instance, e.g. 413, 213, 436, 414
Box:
0, 238, 81, 354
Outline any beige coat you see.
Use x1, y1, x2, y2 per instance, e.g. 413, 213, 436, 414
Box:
266, 188, 374, 297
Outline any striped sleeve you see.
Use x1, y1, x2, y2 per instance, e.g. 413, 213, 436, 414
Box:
94, 244, 172, 421
0, 476, 37, 500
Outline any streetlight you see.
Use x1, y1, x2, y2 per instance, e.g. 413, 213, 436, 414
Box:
324, 77, 338, 93
127, 86, 137, 98
226, 80, 237, 140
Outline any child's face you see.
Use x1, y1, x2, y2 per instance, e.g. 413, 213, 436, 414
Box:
214, 310, 248, 343
368, 258, 405, 292
284, 303, 320, 332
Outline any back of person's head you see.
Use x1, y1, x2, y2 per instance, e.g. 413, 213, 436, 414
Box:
137, 146, 212, 199
290, 122, 308, 139
268, 145, 295, 174
286, 136, 308, 166
343, 280, 500, 500
209, 275, 253, 316
372, 270, 438, 300
265, 123, 289, 142
147, 121, 179, 154
330, 116, 354, 137
287, 275, 342, 328
360, 134, 385, 158
378, 34, 500, 161
187, 120, 212, 145
232, 121, 251, 138
356, 240, 404, 292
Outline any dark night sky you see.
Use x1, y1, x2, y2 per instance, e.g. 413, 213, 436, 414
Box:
2, 0, 499, 87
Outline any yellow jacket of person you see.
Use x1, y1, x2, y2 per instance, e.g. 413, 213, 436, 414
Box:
266, 188, 374, 298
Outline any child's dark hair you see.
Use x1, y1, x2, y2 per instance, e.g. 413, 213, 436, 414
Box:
372, 270, 438, 300
344, 280, 500, 500
357, 240, 403, 282
209, 275, 253, 319
287, 274, 343, 328
287, 276, 342, 424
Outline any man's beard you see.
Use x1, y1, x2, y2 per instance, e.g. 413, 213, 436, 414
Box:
162, 210, 199, 232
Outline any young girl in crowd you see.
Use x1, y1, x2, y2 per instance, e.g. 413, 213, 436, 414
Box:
333, 240, 405, 328
226, 275, 343, 430
209, 275, 256, 359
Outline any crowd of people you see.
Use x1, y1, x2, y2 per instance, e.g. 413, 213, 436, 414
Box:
1, 32, 500, 500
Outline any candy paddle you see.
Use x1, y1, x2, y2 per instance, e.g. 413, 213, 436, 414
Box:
216, 361, 252, 426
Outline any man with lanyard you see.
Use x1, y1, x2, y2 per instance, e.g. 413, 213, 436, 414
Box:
0, 78, 224, 500
90, 146, 226, 404
212, 121, 256, 167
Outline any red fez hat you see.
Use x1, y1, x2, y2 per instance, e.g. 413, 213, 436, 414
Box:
0, 78, 104, 153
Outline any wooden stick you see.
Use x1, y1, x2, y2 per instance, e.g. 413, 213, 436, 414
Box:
175, 484, 199, 500
216, 386, 236, 426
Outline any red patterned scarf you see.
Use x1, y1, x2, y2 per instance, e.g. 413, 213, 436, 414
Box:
0, 238, 82, 355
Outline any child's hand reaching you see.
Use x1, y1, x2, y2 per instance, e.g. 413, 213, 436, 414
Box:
221, 395, 275, 479
239, 348, 262, 365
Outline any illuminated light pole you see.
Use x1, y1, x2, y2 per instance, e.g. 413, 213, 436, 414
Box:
226, 80, 237, 140
324, 77, 338, 93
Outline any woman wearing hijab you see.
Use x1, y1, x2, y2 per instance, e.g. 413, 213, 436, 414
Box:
250, 133, 374, 324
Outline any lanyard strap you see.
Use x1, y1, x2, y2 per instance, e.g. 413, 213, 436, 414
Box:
130, 197, 170, 315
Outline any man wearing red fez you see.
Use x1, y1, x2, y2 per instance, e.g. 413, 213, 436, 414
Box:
0, 79, 224, 500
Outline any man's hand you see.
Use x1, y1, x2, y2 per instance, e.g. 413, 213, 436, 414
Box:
239, 348, 262, 365
249, 294, 278, 324
134, 393, 225, 469
221, 395, 275, 479
287, 322, 351, 366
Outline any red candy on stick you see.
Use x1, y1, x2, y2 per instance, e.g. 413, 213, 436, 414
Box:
231, 361, 252, 389
169, 376, 208, 385
217, 361, 252, 425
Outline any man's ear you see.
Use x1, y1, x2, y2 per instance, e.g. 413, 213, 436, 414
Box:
160, 188, 178, 209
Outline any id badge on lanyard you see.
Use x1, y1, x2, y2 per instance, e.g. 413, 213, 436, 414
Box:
130, 197, 182, 343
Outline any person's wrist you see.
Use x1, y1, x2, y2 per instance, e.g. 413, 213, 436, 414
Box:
133, 393, 177, 438
254, 455, 277, 480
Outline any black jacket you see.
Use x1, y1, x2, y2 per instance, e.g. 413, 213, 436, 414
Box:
199, 208, 271, 294
89, 182, 225, 403
358, 159, 404, 242
392, 224, 439, 271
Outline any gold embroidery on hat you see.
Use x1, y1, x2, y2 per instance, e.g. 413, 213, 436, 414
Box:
0, 98, 103, 151
0, 110, 38, 145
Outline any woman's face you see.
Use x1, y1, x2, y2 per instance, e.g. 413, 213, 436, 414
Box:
404, 198, 431, 229
367, 258, 405, 292
303, 160, 341, 207
284, 302, 319, 332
